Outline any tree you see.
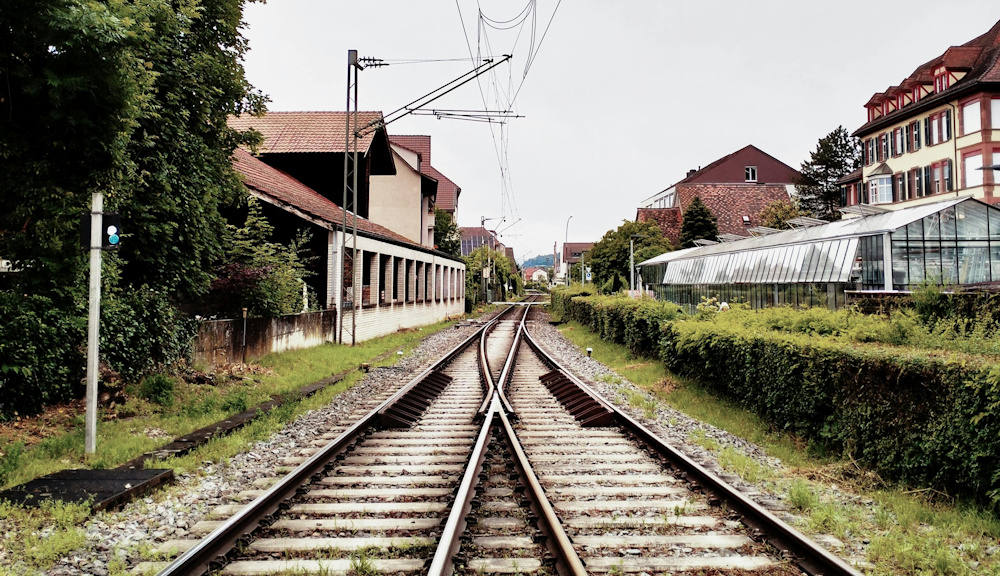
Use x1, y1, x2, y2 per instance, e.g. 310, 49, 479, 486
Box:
587, 220, 672, 293
0, 0, 149, 302
796, 126, 861, 220
434, 209, 461, 257
464, 246, 517, 308
679, 196, 718, 248
759, 200, 806, 230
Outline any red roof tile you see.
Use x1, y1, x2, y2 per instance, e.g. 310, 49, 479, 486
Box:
390, 135, 461, 212
232, 148, 425, 248
229, 111, 385, 154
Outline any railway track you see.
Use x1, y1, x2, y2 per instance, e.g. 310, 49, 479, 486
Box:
150, 296, 861, 576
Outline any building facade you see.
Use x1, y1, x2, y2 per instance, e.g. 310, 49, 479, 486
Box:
852, 20, 1000, 209
636, 145, 800, 246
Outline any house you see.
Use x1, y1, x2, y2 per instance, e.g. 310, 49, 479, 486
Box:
369, 135, 462, 249
232, 148, 465, 343
563, 242, 594, 266
636, 145, 799, 246
460, 226, 504, 257
523, 267, 549, 283
852, 19, 1000, 208
228, 112, 395, 219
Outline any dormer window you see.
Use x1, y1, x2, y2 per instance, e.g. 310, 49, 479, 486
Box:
745, 166, 757, 182
897, 93, 907, 109
912, 86, 922, 102
934, 71, 950, 93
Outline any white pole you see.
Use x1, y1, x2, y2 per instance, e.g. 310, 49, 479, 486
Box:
629, 238, 635, 293
85, 191, 103, 454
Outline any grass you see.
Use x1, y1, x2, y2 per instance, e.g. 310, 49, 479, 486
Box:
555, 317, 1000, 576
0, 318, 459, 575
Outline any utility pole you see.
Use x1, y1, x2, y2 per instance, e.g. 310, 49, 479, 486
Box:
564, 215, 572, 286
85, 192, 103, 455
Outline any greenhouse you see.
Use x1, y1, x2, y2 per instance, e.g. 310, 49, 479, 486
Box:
638, 197, 1000, 310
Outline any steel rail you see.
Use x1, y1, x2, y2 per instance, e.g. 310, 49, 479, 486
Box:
494, 303, 531, 416
520, 323, 864, 576
154, 311, 504, 576
496, 398, 588, 576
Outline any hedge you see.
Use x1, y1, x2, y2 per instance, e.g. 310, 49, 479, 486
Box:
551, 288, 1000, 508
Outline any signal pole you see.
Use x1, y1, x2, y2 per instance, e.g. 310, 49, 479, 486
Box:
85, 191, 103, 454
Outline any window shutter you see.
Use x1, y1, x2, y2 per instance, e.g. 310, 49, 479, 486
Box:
945, 159, 953, 191
924, 166, 932, 194
915, 121, 921, 149
905, 125, 911, 153
944, 110, 952, 141
924, 117, 931, 145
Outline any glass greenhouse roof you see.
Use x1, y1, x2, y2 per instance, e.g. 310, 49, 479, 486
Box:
638, 197, 987, 286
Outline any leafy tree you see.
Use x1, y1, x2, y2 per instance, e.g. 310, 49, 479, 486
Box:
115, 0, 266, 301
434, 208, 460, 257
205, 197, 315, 318
588, 220, 672, 292
679, 196, 718, 248
759, 200, 806, 230
0, 0, 149, 301
464, 246, 518, 308
796, 126, 861, 220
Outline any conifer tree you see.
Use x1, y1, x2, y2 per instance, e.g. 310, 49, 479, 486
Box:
679, 196, 719, 248
796, 126, 861, 220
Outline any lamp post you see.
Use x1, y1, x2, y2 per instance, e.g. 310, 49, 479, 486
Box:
629, 234, 647, 294
564, 215, 573, 286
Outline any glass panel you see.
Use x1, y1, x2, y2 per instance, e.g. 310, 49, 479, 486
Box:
891, 241, 908, 288
805, 243, 824, 281
907, 243, 925, 285
775, 247, 791, 283
941, 245, 958, 284
957, 202, 989, 239
841, 239, 860, 284
991, 205, 1000, 241
817, 242, 836, 281
958, 241, 989, 284
940, 207, 957, 240
828, 240, 848, 283
906, 219, 923, 241
744, 252, 759, 283
991, 245, 1000, 282
924, 244, 942, 284
761, 249, 778, 283
924, 212, 941, 239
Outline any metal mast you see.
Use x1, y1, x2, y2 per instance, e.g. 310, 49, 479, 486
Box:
340, 50, 363, 345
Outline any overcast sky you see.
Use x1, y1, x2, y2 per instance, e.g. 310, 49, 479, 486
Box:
240, 1, 999, 264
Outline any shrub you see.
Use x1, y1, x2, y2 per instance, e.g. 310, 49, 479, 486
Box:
139, 374, 176, 407
0, 292, 86, 420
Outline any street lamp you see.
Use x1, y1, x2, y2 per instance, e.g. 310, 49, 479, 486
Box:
564, 215, 573, 287
629, 234, 647, 294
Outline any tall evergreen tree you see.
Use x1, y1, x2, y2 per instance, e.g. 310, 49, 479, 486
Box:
796, 126, 861, 220
679, 196, 718, 248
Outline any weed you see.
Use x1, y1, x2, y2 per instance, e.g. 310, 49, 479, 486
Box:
139, 374, 176, 407
718, 446, 772, 483
787, 479, 819, 512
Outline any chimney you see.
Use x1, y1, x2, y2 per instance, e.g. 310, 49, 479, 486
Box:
687, 169, 697, 177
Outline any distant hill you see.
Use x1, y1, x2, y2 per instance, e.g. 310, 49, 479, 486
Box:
522, 254, 553, 268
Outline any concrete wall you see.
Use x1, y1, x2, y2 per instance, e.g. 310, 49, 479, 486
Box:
194, 310, 337, 368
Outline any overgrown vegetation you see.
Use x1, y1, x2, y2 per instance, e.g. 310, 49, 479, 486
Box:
551, 287, 1000, 510
555, 308, 1000, 576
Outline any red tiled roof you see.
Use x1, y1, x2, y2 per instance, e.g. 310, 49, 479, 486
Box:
678, 185, 790, 237
228, 111, 385, 154
232, 148, 421, 247
857, 19, 1000, 134
390, 135, 461, 212
670, 145, 801, 187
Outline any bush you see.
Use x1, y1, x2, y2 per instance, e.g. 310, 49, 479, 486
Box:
101, 285, 197, 383
0, 292, 86, 420
139, 374, 176, 407
556, 291, 1000, 508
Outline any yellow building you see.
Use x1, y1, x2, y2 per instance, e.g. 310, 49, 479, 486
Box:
852, 20, 1000, 209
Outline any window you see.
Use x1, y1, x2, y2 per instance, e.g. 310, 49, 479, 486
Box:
965, 153, 984, 188
934, 71, 950, 93
913, 86, 922, 102
963, 101, 982, 135
925, 110, 952, 146
928, 159, 954, 194
866, 139, 875, 165
869, 176, 892, 204
894, 128, 904, 157
745, 166, 757, 182
993, 98, 1000, 129
879, 133, 888, 162
911, 120, 921, 151
895, 172, 909, 201
897, 93, 907, 109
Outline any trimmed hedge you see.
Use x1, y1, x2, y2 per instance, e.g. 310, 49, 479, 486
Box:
551, 289, 682, 358
552, 288, 1000, 508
